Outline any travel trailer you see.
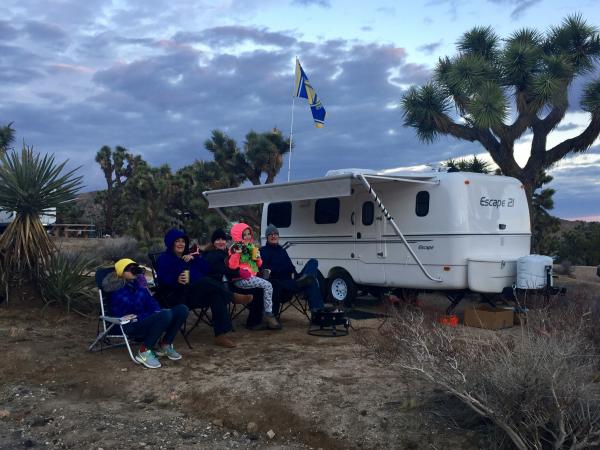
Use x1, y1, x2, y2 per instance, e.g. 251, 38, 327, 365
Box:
203, 169, 533, 306
0, 208, 56, 233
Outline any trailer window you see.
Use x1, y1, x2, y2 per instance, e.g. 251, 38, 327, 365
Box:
267, 202, 292, 228
415, 191, 430, 217
315, 198, 340, 224
362, 201, 374, 225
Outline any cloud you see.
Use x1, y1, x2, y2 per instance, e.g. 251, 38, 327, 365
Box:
1, 2, 598, 220
291, 0, 331, 7
174, 26, 297, 48
417, 40, 443, 55
0, 20, 18, 41
486, 0, 542, 19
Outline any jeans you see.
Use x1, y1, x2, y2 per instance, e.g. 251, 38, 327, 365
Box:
123, 304, 189, 348
272, 259, 324, 311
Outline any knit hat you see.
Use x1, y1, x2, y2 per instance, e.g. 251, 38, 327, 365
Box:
115, 258, 137, 278
211, 228, 228, 243
265, 224, 279, 237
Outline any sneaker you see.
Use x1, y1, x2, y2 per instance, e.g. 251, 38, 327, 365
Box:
214, 334, 236, 348
135, 349, 161, 369
155, 344, 182, 361
233, 292, 253, 305
264, 314, 282, 330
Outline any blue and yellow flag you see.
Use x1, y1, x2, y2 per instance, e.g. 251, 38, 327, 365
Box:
294, 59, 326, 128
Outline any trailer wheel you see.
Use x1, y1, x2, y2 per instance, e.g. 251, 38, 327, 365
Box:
328, 271, 357, 307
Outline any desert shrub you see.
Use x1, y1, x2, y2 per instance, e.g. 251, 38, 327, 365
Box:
38, 250, 96, 316
94, 236, 143, 264
556, 259, 574, 277
359, 307, 600, 449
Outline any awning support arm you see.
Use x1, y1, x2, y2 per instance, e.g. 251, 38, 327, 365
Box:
355, 174, 443, 283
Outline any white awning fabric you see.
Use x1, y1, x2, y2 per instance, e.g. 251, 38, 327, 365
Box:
203, 173, 438, 208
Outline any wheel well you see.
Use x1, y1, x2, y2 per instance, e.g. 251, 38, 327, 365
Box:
327, 267, 351, 280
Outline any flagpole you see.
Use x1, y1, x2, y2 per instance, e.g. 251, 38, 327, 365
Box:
287, 96, 295, 182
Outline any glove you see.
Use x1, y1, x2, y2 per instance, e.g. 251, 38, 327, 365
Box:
239, 268, 252, 280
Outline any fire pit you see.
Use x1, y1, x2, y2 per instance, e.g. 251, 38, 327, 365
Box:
308, 307, 350, 337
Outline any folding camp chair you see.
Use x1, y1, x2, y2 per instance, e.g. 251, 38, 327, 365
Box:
277, 291, 311, 322
147, 252, 212, 348
88, 267, 139, 364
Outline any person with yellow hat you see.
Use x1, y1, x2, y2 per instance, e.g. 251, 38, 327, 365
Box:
102, 258, 189, 368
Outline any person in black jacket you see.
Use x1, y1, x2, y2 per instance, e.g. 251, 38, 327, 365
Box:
259, 224, 325, 313
203, 228, 266, 330
156, 228, 251, 348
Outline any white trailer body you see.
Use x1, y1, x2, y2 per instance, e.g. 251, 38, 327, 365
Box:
203, 170, 531, 299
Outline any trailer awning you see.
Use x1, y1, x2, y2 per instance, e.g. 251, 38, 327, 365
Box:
203, 173, 438, 208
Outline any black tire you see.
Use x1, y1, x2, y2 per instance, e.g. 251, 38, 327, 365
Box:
327, 270, 357, 307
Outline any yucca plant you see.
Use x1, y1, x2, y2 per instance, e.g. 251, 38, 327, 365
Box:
0, 145, 83, 281
38, 251, 96, 316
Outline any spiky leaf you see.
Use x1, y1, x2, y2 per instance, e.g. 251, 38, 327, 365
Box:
581, 78, 600, 113
401, 84, 451, 143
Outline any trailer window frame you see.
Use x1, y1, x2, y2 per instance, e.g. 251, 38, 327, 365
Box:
266, 201, 292, 228
415, 191, 430, 217
314, 197, 340, 224
362, 201, 374, 226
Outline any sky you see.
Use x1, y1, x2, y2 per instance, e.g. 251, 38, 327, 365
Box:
1, 0, 599, 220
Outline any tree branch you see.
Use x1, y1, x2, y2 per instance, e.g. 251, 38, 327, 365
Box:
545, 112, 600, 166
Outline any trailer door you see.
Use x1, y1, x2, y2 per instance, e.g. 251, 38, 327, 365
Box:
353, 194, 386, 284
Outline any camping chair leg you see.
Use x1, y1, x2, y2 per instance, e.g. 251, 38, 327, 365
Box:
119, 324, 139, 364
88, 322, 117, 351
180, 327, 193, 349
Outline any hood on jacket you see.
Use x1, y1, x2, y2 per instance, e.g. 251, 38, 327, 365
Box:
230, 222, 253, 243
164, 228, 189, 253
101, 271, 126, 293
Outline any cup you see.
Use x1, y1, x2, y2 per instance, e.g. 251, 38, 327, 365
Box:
183, 269, 190, 284
262, 269, 271, 279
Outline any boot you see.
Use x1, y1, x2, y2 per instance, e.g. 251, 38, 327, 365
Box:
214, 334, 236, 348
264, 314, 282, 330
233, 292, 253, 305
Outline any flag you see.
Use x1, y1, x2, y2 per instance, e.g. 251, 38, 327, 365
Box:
294, 59, 326, 128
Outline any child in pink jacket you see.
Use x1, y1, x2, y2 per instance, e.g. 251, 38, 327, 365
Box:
227, 223, 281, 330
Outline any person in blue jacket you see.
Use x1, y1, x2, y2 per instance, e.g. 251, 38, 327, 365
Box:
102, 258, 189, 369
156, 229, 251, 348
259, 224, 325, 314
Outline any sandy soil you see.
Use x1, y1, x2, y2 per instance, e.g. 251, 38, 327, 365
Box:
1, 266, 598, 449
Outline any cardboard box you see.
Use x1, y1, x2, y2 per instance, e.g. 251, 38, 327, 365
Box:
464, 306, 514, 330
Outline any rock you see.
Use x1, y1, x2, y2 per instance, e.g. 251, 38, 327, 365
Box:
246, 421, 258, 433
141, 393, 155, 404
121, 368, 128, 372
266, 429, 275, 439
212, 419, 224, 427
232, 431, 239, 437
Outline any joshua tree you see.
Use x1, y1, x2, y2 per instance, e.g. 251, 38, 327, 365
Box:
0, 122, 15, 155
0, 146, 82, 281
402, 15, 600, 231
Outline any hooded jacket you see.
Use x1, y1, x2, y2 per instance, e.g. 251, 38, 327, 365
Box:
227, 223, 262, 277
102, 272, 160, 321
156, 228, 210, 287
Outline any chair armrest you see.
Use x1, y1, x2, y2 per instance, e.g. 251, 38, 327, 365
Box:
100, 315, 136, 325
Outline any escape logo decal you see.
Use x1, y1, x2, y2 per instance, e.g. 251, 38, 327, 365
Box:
480, 197, 515, 208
